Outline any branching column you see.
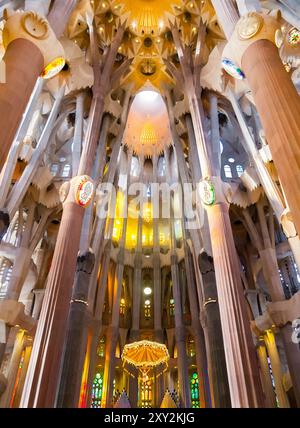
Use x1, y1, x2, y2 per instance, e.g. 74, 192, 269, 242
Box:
243, 201, 300, 405
210, 0, 239, 39
20, 23, 125, 407
170, 24, 264, 407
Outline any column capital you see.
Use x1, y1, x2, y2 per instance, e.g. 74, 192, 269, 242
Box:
60, 175, 95, 208
252, 291, 300, 334
3, 10, 65, 73
281, 209, 298, 239
198, 176, 231, 210
222, 12, 281, 71
0, 300, 36, 332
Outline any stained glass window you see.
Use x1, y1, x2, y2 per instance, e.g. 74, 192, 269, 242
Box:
141, 379, 152, 408
224, 165, 232, 178
187, 336, 196, 357
97, 337, 105, 358
236, 165, 244, 177
169, 298, 175, 316
91, 373, 103, 408
190, 372, 200, 408
144, 299, 151, 319
62, 164, 71, 178
120, 298, 126, 315
0, 257, 12, 300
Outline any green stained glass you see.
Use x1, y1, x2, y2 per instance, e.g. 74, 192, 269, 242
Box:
91, 372, 103, 408
190, 372, 200, 408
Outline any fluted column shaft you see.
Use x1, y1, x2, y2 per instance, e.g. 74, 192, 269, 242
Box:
264, 330, 290, 408
207, 202, 264, 407
101, 253, 125, 408
0, 329, 26, 408
170, 253, 191, 408
20, 201, 85, 408
56, 252, 95, 408
242, 40, 300, 236
0, 40, 44, 171
183, 244, 211, 408
47, 0, 78, 38
210, 0, 239, 40
257, 341, 277, 408
0, 0, 72, 173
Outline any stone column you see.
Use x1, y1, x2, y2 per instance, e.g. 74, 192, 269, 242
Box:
229, 91, 300, 273
72, 93, 85, 178
0, 40, 43, 172
171, 25, 264, 404
222, 11, 300, 236
20, 25, 125, 407
56, 252, 95, 408
264, 330, 290, 408
170, 223, 191, 408
131, 253, 142, 340
199, 253, 231, 408
152, 155, 164, 405
0, 322, 10, 370
206, 197, 264, 407
210, 0, 239, 39
20, 186, 86, 408
242, 39, 300, 236
47, 0, 78, 38
131, 157, 144, 340
0, 10, 64, 172
185, 115, 201, 182
11, 342, 32, 408
183, 243, 211, 408
101, 251, 125, 408
243, 203, 300, 405
256, 340, 277, 408
0, 329, 25, 408
128, 367, 139, 408
101, 174, 128, 408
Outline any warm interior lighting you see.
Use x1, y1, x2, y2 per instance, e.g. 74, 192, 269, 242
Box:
41, 57, 65, 80
138, 90, 159, 103
144, 287, 152, 296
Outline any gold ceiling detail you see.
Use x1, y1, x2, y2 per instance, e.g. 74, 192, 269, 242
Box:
67, 0, 225, 91
120, 0, 183, 36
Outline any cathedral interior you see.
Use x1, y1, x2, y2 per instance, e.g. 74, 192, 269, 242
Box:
0, 0, 300, 409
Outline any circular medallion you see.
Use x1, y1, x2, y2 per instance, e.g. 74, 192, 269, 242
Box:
237, 12, 263, 41
75, 176, 94, 207
199, 180, 216, 206
22, 11, 49, 39
275, 29, 284, 48
288, 28, 300, 46
41, 57, 66, 80
222, 58, 245, 80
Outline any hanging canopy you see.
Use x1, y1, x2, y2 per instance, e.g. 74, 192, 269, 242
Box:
122, 340, 169, 369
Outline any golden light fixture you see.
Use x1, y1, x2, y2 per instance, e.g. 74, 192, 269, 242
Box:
41, 57, 65, 80
140, 121, 157, 146
122, 340, 170, 385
